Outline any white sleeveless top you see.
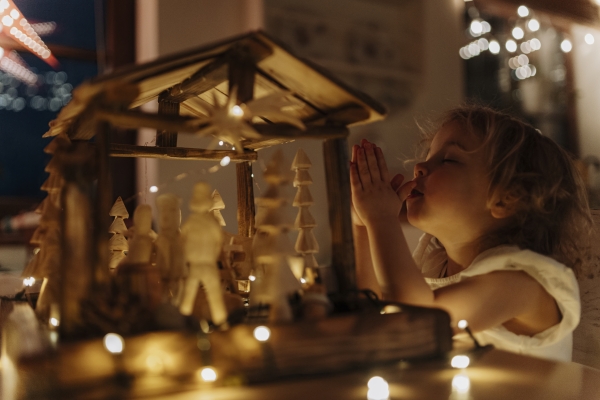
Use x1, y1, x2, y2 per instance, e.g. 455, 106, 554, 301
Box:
413, 234, 581, 362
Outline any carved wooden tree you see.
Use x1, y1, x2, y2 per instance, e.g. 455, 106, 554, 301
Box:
251, 150, 301, 322
210, 189, 226, 226
292, 149, 319, 286
108, 197, 129, 270
32, 134, 70, 321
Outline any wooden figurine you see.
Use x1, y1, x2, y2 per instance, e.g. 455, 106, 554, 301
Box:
180, 182, 227, 326
108, 196, 129, 269
210, 189, 226, 226
114, 204, 162, 312
125, 204, 154, 264
155, 193, 185, 304
250, 150, 301, 322
292, 149, 320, 286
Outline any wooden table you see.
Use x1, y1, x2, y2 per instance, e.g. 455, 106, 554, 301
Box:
147, 348, 600, 400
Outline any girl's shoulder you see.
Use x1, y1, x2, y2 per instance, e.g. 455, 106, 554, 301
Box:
416, 234, 578, 295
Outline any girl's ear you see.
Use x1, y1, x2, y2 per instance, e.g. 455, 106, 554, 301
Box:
490, 193, 518, 219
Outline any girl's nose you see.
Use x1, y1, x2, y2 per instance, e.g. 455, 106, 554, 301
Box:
414, 162, 427, 178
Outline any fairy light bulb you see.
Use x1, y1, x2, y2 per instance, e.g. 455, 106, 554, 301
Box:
231, 105, 244, 117
2, 15, 13, 26
512, 27, 524, 40
220, 156, 231, 167
103, 333, 124, 354
23, 277, 35, 286
489, 40, 500, 54
199, 367, 217, 382
452, 373, 471, 393
527, 19, 540, 32
585, 33, 595, 45
517, 5, 529, 17
561, 39, 572, 53
505, 39, 517, 52
249, 274, 256, 281
253, 326, 271, 342
458, 320, 468, 329
149, 185, 158, 193
470, 20, 483, 36
367, 376, 390, 400
49, 317, 59, 327
451, 355, 471, 368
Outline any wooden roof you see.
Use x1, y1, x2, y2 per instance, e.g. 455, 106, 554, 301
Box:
45, 31, 387, 142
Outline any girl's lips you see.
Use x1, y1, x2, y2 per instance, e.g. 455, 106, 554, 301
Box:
406, 189, 423, 200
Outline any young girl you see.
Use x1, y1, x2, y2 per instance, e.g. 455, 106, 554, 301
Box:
350, 105, 592, 362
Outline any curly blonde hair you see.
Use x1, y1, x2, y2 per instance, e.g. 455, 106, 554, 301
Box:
417, 105, 593, 277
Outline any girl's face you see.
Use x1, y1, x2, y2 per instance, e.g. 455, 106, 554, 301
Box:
406, 121, 502, 245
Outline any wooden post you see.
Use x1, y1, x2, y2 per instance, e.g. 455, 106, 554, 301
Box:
229, 46, 256, 237
323, 136, 356, 294
156, 92, 180, 147
58, 141, 96, 337
94, 122, 112, 287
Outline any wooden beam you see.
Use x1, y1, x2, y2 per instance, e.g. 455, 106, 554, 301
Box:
95, 108, 207, 133
243, 125, 349, 150
162, 55, 229, 103
156, 92, 180, 147
230, 45, 257, 237
93, 123, 112, 288
323, 136, 356, 294
109, 143, 257, 162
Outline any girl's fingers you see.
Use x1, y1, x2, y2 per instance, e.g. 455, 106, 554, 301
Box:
362, 142, 381, 183
356, 146, 373, 187
375, 146, 390, 182
397, 180, 417, 201
349, 161, 363, 191
351, 144, 359, 163
391, 173, 405, 192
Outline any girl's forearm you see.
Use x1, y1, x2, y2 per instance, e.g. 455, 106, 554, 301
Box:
366, 221, 434, 306
353, 225, 382, 298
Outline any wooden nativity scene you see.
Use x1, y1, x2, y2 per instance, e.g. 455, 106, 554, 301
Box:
3, 31, 453, 398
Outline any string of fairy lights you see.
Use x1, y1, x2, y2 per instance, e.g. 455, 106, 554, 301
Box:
0, 0, 70, 112
460, 3, 597, 82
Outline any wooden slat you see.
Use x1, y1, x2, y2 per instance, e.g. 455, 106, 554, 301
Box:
109, 143, 257, 161
323, 136, 356, 294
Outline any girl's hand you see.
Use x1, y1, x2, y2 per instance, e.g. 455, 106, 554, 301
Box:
350, 144, 365, 227
350, 140, 416, 227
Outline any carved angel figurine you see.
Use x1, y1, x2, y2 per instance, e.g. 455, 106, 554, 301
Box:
180, 182, 227, 325
155, 193, 185, 304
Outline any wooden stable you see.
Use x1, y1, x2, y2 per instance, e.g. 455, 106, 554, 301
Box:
44, 30, 387, 298
2, 31, 454, 398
